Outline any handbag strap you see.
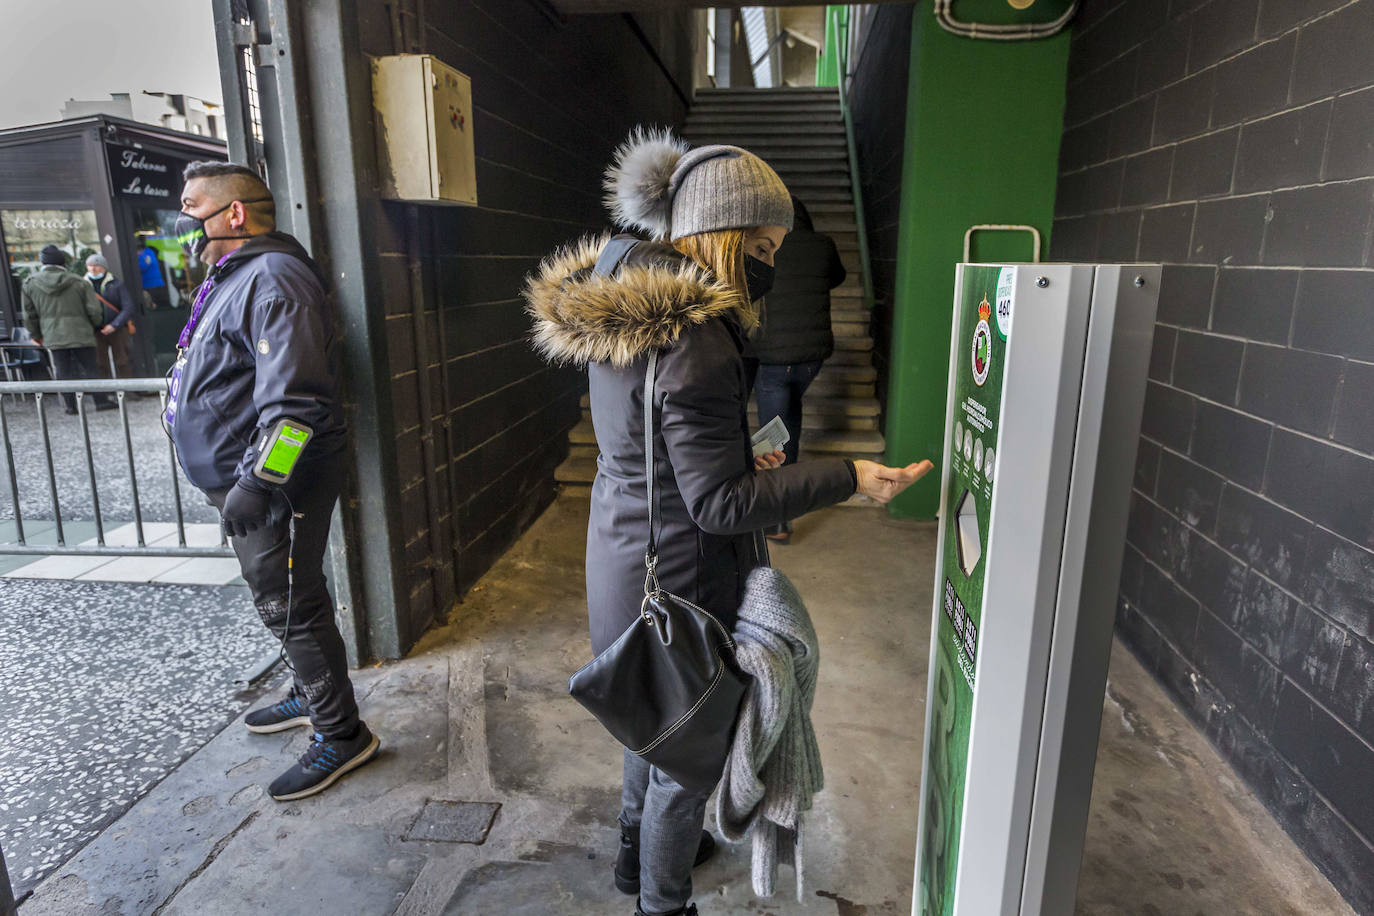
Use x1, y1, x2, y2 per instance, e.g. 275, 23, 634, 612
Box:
588, 236, 664, 586
643, 349, 663, 585
594, 236, 640, 277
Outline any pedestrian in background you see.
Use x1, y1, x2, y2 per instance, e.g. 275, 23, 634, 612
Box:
752, 195, 847, 544
168, 160, 377, 801
85, 254, 138, 379
136, 237, 170, 309
21, 245, 115, 414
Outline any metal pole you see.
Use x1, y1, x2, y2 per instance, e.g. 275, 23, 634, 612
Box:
210, 0, 257, 167
406, 205, 450, 620
162, 391, 188, 547
427, 215, 464, 593
297, 0, 413, 659
35, 392, 64, 545
0, 399, 24, 544
79, 393, 105, 544
209, 0, 375, 661
836, 6, 875, 310
118, 391, 145, 545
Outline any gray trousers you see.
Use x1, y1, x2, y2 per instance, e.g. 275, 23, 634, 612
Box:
49, 347, 114, 412
621, 749, 711, 915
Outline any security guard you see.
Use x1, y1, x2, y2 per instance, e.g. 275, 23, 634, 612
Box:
168, 161, 378, 800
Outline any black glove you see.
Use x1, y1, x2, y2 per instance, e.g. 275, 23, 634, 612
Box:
220, 479, 281, 538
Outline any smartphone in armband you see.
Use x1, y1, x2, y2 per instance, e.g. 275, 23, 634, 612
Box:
252, 418, 313, 484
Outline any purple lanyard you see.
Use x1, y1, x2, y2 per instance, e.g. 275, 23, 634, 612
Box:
176, 253, 233, 350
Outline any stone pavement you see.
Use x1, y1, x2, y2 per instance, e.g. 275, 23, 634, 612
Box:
0, 579, 278, 900
17, 497, 1358, 915
0, 391, 264, 898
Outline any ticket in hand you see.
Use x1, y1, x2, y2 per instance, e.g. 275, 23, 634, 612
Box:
751, 415, 791, 457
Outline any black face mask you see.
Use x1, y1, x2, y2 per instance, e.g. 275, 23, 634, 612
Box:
174, 198, 272, 260
744, 254, 775, 302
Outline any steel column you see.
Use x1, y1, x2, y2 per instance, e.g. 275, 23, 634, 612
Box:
209, 0, 402, 659
295, 0, 413, 658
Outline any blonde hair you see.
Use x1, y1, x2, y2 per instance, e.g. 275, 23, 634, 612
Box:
672, 228, 759, 333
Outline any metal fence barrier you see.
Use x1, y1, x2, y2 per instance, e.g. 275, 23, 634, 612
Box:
0, 378, 233, 558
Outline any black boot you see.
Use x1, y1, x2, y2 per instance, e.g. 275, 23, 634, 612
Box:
615, 822, 717, 895
634, 902, 697, 916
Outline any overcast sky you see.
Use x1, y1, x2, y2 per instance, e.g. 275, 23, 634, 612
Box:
0, 0, 222, 130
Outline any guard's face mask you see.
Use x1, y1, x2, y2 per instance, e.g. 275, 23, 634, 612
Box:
174, 198, 271, 259
744, 254, 775, 302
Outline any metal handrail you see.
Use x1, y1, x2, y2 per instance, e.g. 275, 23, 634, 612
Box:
0, 377, 233, 558
964, 224, 1044, 263
832, 6, 876, 310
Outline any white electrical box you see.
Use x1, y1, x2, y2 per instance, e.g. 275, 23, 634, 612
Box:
371, 54, 477, 205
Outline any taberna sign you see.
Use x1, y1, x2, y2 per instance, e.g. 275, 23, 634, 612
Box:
106, 145, 182, 202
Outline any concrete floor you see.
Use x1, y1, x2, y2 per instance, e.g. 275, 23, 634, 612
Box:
18, 496, 1356, 914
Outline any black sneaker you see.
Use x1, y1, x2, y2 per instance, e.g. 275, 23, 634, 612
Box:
268, 725, 380, 801
244, 694, 311, 734
615, 824, 716, 895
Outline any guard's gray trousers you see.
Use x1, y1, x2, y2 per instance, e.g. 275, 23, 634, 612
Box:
208, 458, 359, 740
621, 749, 712, 914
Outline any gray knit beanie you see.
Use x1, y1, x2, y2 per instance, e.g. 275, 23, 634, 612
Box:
603, 128, 793, 241
85, 254, 108, 269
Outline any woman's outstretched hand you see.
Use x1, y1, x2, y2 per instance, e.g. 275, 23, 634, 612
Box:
854, 459, 934, 504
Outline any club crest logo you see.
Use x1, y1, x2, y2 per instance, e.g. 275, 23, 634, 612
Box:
972, 298, 993, 386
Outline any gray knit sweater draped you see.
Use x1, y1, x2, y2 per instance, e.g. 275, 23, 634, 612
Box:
716, 565, 824, 901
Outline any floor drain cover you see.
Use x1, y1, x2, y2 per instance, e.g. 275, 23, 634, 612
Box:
404, 800, 501, 844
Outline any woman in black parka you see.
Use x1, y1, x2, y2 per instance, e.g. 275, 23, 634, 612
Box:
525, 129, 930, 916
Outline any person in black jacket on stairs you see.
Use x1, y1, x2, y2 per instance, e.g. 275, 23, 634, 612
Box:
752, 196, 847, 544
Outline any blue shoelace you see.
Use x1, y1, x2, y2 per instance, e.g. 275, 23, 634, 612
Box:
301, 734, 344, 773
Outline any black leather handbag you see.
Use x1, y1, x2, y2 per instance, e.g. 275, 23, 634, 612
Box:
568, 344, 751, 795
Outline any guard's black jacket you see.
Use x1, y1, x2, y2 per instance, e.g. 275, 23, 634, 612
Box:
526, 236, 857, 655
170, 232, 346, 491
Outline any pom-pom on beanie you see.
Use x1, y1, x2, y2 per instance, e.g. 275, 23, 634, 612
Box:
603, 127, 793, 241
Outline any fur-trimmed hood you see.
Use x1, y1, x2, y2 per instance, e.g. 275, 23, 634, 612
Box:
524, 234, 749, 368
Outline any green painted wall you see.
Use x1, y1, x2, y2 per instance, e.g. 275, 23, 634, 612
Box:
817, 6, 844, 88
884, 7, 1071, 519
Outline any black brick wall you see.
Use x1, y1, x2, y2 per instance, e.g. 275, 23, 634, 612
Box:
357, 1, 692, 644
1055, 1, 1374, 910
848, 3, 914, 415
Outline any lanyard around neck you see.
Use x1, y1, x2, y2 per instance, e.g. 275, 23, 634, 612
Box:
176, 252, 234, 351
